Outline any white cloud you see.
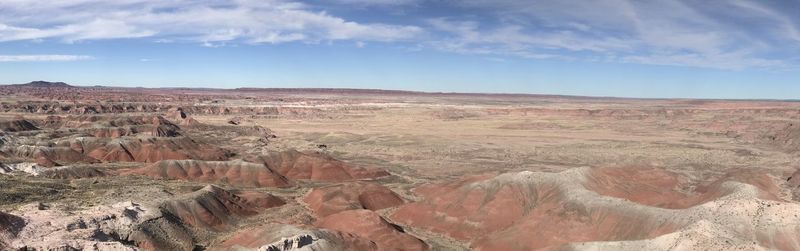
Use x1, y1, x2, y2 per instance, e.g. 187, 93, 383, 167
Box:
426, 18, 629, 60
0, 55, 94, 62
431, 0, 800, 69
328, 0, 420, 6
623, 52, 784, 70
0, 0, 423, 44
0, 0, 796, 70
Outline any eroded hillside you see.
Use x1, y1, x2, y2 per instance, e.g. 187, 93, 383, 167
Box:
1, 83, 800, 250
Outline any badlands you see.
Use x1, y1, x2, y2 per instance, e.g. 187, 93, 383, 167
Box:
1, 81, 800, 250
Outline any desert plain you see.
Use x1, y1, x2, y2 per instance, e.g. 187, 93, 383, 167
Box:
1, 81, 800, 250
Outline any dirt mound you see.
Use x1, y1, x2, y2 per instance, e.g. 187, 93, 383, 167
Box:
245, 150, 389, 182
2, 145, 100, 167
77, 136, 229, 163
214, 224, 377, 251
161, 185, 284, 231
303, 181, 404, 217
317, 209, 428, 251
391, 167, 799, 250
44, 115, 183, 137
124, 160, 291, 188
38, 166, 106, 179
0, 120, 39, 132
48, 115, 177, 128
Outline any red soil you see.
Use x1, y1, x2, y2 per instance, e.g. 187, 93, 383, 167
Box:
5, 146, 101, 167
316, 209, 428, 251
161, 185, 284, 231
391, 166, 785, 250
245, 150, 389, 182
123, 160, 291, 188
303, 181, 404, 217
77, 137, 229, 163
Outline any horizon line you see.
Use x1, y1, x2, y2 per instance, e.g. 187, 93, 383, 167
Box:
2, 81, 799, 102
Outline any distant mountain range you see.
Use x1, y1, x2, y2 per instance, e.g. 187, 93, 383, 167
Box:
10, 81, 73, 88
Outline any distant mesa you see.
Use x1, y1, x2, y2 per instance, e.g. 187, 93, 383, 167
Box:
11, 81, 73, 88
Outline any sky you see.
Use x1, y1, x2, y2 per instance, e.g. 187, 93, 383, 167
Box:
0, 0, 799, 99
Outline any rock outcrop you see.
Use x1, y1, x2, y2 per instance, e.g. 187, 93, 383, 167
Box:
0, 119, 39, 132
7, 202, 195, 250
214, 224, 377, 251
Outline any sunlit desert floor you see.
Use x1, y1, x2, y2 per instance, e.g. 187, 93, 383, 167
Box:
2, 84, 800, 250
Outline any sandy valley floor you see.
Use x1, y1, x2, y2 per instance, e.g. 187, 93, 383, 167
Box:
2, 84, 800, 250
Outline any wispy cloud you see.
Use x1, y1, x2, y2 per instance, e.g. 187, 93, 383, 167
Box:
428, 0, 800, 69
327, 0, 420, 7
0, 0, 798, 70
0, 0, 423, 44
0, 54, 94, 62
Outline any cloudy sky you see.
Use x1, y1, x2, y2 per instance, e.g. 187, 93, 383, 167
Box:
1, 0, 799, 98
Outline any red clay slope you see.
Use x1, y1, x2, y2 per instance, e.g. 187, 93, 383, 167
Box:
245, 150, 389, 182
303, 181, 404, 217
76, 137, 229, 163
161, 185, 284, 231
123, 160, 291, 188
391, 166, 790, 250
4, 145, 100, 167
317, 209, 428, 251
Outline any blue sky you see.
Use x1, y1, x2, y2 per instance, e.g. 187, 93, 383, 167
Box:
0, 0, 799, 99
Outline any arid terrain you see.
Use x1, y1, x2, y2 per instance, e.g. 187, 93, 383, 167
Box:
1, 81, 800, 250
